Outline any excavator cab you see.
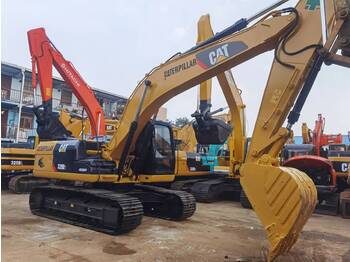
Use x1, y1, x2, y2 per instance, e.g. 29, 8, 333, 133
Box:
132, 121, 176, 175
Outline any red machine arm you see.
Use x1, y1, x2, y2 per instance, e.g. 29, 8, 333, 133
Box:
28, 27, 106, 137
312, 114, 324, 156
312, 114, 342, 155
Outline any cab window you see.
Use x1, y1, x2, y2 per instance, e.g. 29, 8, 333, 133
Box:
152, 125, 174, 173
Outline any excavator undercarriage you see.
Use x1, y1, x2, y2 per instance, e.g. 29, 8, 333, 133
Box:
30, 121, 196, 233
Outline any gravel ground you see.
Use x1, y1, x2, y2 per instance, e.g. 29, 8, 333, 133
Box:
2, 191, 350, 262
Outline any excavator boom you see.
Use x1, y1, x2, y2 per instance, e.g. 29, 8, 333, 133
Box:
99, 1, 349, 260
103, 8, 295, 161
28, 28, 106, 137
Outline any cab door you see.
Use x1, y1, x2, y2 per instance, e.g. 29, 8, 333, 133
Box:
136, 121, 175, 175
150, 123, 175, 174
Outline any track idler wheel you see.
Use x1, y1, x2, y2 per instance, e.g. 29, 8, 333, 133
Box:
240, 163, 317, 261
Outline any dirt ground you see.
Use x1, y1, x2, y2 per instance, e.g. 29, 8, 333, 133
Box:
2, 191, 350, 262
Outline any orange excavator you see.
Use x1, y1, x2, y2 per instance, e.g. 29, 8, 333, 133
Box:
29, 28, 106, 140
283, 114, 349, 216
301, 114, 342, 155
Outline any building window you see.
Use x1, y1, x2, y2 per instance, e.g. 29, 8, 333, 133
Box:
61, 89, 72, 105
104, 100, 112, 117
1, 109, 8, 138
1, 74, 12, 100
98, 97, 104, 107
20, 112, 34, 129
22, 76, 34, 104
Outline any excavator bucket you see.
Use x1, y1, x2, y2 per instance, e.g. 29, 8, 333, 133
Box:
240, 163, 317, 261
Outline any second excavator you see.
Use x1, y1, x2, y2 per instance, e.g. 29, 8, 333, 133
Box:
27, 26, 197, 233
28, 0, 350, 261
283, 114, 350, 216
170, 13, 247, 204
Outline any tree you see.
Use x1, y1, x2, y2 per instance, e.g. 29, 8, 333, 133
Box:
174, 117, 190, 128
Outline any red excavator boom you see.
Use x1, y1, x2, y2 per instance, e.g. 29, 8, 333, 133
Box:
28, 27, 106, 137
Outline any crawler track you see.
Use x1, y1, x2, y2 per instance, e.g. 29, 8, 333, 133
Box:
29, 185, 143, 234
190, 178, 241, 203
130, 185, 196, 220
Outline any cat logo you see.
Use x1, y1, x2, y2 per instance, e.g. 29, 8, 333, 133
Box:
196, 41, 248, 69
58, 144, 69, 152
208, 44, 229, 65
341, 163, 349, 173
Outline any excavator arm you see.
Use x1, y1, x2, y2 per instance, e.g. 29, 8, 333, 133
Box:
175, 14, 247, 170
99, 1, 348, 260
28, 28, 106, 138
302, 122, 312, 144
196, 14, 247, 173
197, 15, 214, 114
313, 113, 325, 155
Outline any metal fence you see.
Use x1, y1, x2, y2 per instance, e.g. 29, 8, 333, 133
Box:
1, 89, 20, 103
1, 88, 84, 112
1, 88, 125, 118
2, 89, 125, 142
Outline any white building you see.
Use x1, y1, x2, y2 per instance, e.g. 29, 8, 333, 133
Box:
1, 61, 127, 141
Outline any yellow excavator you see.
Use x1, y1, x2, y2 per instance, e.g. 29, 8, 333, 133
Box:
2, 109, 119, 193
170, 13, 248, 203
1, 136, 41, 189
29, 0, 349, 260
1, 111, 80, 192
3, 19, 215, 194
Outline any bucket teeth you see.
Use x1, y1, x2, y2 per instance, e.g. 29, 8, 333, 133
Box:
240, 164, 317, 261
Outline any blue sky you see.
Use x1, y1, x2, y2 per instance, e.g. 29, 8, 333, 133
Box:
2, 0, 349, 135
